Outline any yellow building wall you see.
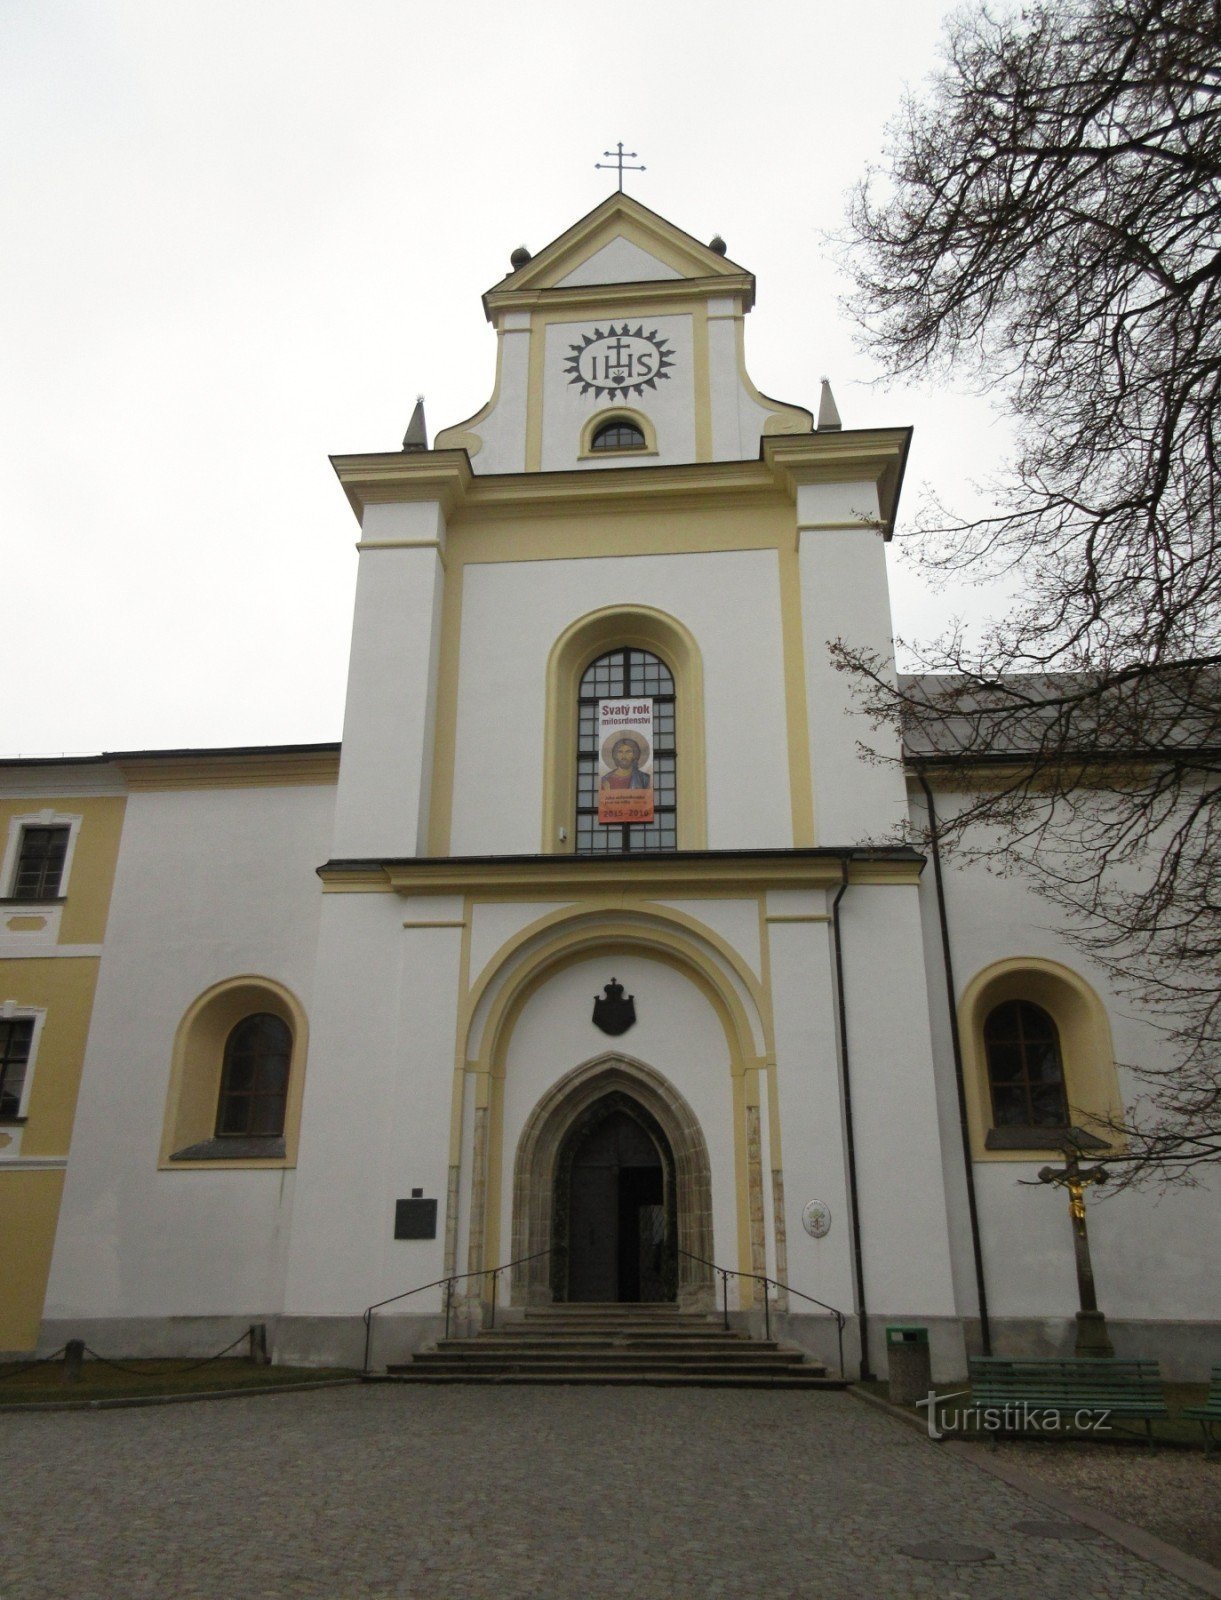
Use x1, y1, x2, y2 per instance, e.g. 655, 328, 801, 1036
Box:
0, 1170, 64, 1351
0, 794, 124, 1351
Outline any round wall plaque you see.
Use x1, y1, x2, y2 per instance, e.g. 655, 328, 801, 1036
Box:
802, 1200, 832, 1239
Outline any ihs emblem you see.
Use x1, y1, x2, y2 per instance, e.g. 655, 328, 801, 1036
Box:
565, 325, 675, 401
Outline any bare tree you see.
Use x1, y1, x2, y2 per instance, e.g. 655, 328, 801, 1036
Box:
837, 0, 1221, 1181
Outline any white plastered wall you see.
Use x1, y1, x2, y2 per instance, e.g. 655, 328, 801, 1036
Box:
916, 792, 1221, 1328
283, 893, 466, 1318
449, 549, 793, 854
43, 782, 334, 1322
332, 501, 446, 860
541, 314, 696, 471
797, 482, 909, 844
495, 953, 739, 1299
835, 884, 959, 1330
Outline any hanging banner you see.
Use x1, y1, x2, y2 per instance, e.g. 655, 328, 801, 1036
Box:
597, 698, 654, 824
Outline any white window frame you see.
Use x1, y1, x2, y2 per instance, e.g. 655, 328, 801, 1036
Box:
0, 1001, 47, 1121
0, 810, 83, 904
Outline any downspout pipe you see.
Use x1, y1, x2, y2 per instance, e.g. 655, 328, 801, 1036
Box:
831, 858, 874, 1381
915, 768, 992, 1356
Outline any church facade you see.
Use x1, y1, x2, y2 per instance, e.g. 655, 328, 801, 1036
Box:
3, 195, 1217, 1379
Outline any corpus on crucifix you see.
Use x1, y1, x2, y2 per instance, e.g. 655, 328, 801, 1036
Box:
1030, 1127, 1114, 1357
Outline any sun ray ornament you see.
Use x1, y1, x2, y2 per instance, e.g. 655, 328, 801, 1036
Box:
565, 325, 675, 402
594, 141, 645, 193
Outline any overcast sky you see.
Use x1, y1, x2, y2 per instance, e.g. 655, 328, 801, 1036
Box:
1, 0, 1016, 758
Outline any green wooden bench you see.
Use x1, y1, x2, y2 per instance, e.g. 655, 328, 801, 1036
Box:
1182, 1365, 1221, 1458
968, 1356, 1168, 1444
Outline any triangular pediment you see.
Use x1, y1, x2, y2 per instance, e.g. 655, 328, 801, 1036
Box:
485, 193, 753, 310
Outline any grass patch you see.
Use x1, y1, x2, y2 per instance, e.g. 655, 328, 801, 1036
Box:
0, 1356, 358, 1406
857, 1377, 1212, 1446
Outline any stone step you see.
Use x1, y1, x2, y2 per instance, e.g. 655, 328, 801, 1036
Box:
437, 1336, 764, 1353
380, 1300, 833, 1388
409, 1350, 805, 1370
372, 1370, 847, 1389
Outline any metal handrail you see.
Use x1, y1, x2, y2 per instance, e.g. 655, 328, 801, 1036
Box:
677, 1248, 847, 1377
361, 1247, 554, 1373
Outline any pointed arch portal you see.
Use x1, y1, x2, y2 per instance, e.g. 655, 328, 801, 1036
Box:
510, 1054, 714, 1308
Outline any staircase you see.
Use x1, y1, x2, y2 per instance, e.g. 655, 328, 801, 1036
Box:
374, 1302, 847, 1388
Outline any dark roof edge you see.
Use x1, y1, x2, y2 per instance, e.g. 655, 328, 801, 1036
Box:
0, 741, 341, 769
319, 845, 925, 875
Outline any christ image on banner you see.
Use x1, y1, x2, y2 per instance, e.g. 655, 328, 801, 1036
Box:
597, 698, 655, 825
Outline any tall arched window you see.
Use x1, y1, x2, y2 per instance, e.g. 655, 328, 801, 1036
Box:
984, 999, 1069, 1130
576, 648, 676, 853
215, 1013, 292, 1138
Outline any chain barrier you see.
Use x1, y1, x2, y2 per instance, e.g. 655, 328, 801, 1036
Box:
79, 1328, 252, 1378
0, 1328, 257, 1386
0, 1345, 68, 1384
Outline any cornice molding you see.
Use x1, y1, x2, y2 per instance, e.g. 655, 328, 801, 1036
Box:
330, 430, 914, 526
318, 848, 925, 897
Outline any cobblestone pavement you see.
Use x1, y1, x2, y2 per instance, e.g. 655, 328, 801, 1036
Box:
1, 1386, 1214, 1599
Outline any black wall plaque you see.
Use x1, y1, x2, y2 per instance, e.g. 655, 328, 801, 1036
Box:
592, 977, 636, 1036
394, 1198, 438, 1240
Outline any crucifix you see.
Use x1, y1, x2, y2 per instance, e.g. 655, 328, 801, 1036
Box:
595, 142, 645, 192
1033, 1127, 1114, 1356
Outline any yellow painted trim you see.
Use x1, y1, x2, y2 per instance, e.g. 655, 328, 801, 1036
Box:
765, 913, 831, 923
331, 430, 910, 523
319, 853, 922, 898
735, 315, 814, 436
578, 407, 658, 458
401, 919, 467, 929
484, 193, 752, 304
118, 754, 339, 790
693, 301, 712, 462
487, 275, 754, 319
525, 300, 546, 472
540, 604, 707, 855
321, 872, 391, 893
777, 545, 816, 846
461, 898, 769, 1065
447, 902, 474, 1168
159, 975, 309, 1170
958, 957, 1125, 1162
433, 326, 508, 453
426, 555, 464, 856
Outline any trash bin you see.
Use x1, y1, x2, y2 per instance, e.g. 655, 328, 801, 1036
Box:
886, 1324, 931, 1406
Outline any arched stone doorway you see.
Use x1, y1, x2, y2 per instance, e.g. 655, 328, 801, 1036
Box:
552, 1092, 677, 1303
510, 1054, 714, 1309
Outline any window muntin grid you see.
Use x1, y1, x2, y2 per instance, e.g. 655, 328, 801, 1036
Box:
215, 1013, 292, 1138
591, 421, 646, 452
13, 826, 69, 901
576, 648, 676, 854
984, 999, 1070, 1128
0, 1018, 34, 1118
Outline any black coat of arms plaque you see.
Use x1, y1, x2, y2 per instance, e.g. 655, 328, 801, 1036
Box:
592, 977, 636, 1036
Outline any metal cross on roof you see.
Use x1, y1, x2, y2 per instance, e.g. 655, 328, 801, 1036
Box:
595, 142, 645, 192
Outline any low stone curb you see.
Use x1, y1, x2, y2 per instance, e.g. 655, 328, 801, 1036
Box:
0, 1376, 361, 1415
847, 1383, 1221, 1598
952, 1440, 1221, 1598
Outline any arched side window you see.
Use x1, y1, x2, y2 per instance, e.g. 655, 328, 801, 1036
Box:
983, 1000, 1069, 1131
576, 648, 676, 853
215, 1013, 292, 1138
160, 977, 307, 1168
958, 958, 1122, 1159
